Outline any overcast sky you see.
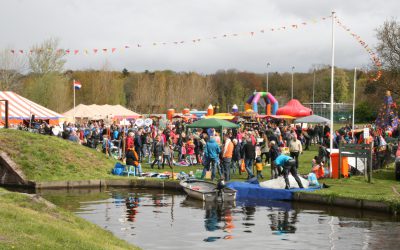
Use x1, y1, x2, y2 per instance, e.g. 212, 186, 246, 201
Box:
0, 0, 398, 73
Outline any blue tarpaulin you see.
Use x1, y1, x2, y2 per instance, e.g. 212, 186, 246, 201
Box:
226, 182, 320, 201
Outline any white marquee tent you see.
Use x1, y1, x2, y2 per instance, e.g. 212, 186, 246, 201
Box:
63, 104, 141, 121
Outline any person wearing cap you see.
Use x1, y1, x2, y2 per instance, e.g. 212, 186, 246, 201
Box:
274, 154, 304, 189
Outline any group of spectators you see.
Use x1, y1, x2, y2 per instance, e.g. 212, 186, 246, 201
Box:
16, 117, 400, 180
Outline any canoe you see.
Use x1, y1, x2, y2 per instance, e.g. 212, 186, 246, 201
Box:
180, 179, 237, 202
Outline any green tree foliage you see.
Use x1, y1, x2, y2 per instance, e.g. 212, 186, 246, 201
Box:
355, 101, 377, 123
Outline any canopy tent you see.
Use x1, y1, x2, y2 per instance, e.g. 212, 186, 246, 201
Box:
63, 104, 141, 121
276, 99, 313, 118
295, 114, 330, 124
256, 114, 296, 120
186, 118, 239, 130
0, 91, 63, 125
205, 113, 235, 120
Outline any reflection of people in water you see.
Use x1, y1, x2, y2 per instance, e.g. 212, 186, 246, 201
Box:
268, 210, 298, 234
204, 203, 236, 233
243, 206, 256, 220
125, 196, 140, 222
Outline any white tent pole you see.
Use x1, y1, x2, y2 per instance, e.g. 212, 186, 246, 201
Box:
73, 79, 76, 124
352, 67, 356, 142
329, 11, 336, 177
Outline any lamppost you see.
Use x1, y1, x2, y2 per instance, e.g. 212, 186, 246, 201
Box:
291, 66, 295, 99
313, 68, 316, 110
266, 62, 271, 92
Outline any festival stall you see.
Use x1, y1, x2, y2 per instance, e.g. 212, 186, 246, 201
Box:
294, 114, 330, 124
63, 104, 141, 122
276, 99, 313, 118
186, 118, 239, 130
205, 113, 235, 120
0, 91, 63, 125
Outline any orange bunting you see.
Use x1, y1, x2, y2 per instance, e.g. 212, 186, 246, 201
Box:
7, 14, 332, 56
334, 17, 382, 81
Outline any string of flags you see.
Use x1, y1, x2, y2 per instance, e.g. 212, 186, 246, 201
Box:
6, 13, 382, 81
8, 14, 332, 55
334, 16, 382, 81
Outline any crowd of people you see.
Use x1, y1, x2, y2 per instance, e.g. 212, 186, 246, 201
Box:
15, 116, 400, 185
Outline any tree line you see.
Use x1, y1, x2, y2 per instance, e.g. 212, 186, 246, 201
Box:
1, 18, 399, 122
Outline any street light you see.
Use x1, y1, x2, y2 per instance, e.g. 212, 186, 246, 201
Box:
266, 62, 271, 92
312, 68, 316, 110
291, 66, 295, 99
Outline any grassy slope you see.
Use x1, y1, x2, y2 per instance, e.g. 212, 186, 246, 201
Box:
0, 188, 138, 250
0, 129, 118, 181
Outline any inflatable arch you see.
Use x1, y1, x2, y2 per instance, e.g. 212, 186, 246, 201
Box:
245, 92, 279, 115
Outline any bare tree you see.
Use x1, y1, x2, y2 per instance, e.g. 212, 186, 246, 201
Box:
376, 19, 400, 94
0, 48, 26, 90
28, 38, 66, 74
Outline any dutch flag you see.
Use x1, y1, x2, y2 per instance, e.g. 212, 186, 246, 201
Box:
73, 80, 82, 90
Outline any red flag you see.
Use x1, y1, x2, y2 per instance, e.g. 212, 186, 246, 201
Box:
74, 50, 79, 55
65, 49, 70, 54
112, 48, 116, 52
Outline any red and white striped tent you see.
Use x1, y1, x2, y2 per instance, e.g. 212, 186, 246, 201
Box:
0, 91, 63, 125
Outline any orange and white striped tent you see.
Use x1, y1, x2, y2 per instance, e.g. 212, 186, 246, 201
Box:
0, 91, 63, 125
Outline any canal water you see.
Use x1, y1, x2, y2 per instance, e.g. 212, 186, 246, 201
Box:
41, 188, 400, 250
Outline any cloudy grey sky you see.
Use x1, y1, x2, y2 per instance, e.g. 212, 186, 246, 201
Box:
0, 0, 398, 73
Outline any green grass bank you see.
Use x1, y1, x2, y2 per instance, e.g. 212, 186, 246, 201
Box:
0, 188, 138, 250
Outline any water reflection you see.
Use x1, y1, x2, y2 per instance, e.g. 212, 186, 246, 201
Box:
268, 210, 298, 235
39, 188, 400, 250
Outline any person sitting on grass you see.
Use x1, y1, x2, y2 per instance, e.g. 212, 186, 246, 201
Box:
274, 154, 304, 189
311, 156, 325, 179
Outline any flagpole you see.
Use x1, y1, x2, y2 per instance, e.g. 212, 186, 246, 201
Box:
73, 79, 76, 124
352, 67, 356, 142
329, 11, 335, 177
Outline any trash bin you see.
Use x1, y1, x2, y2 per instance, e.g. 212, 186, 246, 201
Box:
330, 152, 349, 179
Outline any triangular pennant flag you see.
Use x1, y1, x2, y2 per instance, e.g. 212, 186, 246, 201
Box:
65, 49, 70, 54
124, 45, 130, 49
103, 48, 107, 52
74, 50, 79, 55
19, 50, 24, 54
93, 49, 98, 53
112, 48, 116, 52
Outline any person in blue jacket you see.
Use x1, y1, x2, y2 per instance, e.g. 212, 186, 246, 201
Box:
201, 136, 221, 181
274, 154, 304, 189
